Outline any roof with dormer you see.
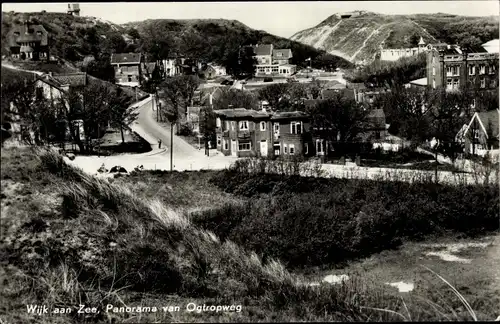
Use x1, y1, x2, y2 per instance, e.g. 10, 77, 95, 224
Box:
8, 23, 48, 47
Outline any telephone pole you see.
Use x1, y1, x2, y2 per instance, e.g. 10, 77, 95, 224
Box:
170, 122, 174, 171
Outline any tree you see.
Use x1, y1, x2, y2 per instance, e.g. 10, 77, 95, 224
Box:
7, 80, 54, 145
373, 87, 432, 144
428, 89, 473, 161
258, 83, 290, 110
84, 54, 115, 83
108, 34, 128, 53
213, 88, 259, 111
309, 78, 328, 99
108, 87, 135, 143
127, 28, 141, 41
58, 82, 113, 153
307, 93, 369, 156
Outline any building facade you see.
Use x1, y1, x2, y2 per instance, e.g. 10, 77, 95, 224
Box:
426, 43, 499, 92
215, 108, 312, 158
250, 44, 297, 77
380, 37, 427, 61
460, 109, 499, 156
7, 20, 49, 61
111, 53, 142, 87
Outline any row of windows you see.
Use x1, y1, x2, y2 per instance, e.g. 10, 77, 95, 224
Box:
217, 119, 303, 134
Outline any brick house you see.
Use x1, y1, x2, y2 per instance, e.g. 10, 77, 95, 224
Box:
7, 19, 49, 61
111, 53, 142, 87
461, 109, 499, 156
426, 42, 499, 91
214, 108, 312, 158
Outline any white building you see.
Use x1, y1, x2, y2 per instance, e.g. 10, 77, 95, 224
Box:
380, 37, 428, 61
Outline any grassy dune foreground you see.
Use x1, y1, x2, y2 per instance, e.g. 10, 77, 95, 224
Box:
1, 147, 499, 323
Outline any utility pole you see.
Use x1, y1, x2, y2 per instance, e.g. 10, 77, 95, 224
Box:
170, 122, 174, 171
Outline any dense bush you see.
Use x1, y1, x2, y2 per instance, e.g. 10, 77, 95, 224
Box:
196, 171, 499, 268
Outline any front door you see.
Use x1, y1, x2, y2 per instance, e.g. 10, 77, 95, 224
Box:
231, 140, 237, 157
260, 140, 268, 157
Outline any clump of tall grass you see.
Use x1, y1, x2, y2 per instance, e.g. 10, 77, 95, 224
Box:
2, 148, 497, 322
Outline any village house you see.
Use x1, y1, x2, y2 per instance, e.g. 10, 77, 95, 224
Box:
202, 64, 227, 79
347, 83, 390, 105
7, 19, 49, 61
214, 106, 388, 158
214, 108, 312, 158
111, 53, 142, 87
10, 72, 93, 142
249, 44, 297, 77
459, 109, 499, 157
426, 40, 499, 91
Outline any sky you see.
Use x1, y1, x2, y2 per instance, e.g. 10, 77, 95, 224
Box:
2, 1, 499, 38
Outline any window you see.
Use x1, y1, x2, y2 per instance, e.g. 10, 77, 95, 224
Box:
224, 120, 229, 130
216, 118, 221, 128
469, 65, 475, 75
239, 120, 249, 130
304, 143, 309, 155
446, 66, 452, 76
316, 139, 324, 154
231, 121, 235, 131
446, 79, 453, 90
217, 135, 221, 146
491, 79, 496, 88
431, 56, 435, 64
284, 144, 288, 154
432, 67, 436, 76
260, 121, 266, 131
289, 144, 295, 155
290, 121, 302, 134
128, 75, 132, 82
480, 78, 486, 88
452, 66, 459, 76
273, 123, 280, 135
238, 140, 251, 151
453, 79, 459, 89
490, 65, 496, 74
432, 79, 436, 89
479, 65, 486, 75
35, 87, 43, 100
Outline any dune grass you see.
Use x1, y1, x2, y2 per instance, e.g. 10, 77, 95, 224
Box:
1, 147, 498, 323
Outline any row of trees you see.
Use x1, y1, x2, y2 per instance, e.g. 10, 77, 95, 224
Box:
374, 86, 498, 160
3, 78, 135, 153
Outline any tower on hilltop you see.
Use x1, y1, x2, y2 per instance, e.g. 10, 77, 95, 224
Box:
67, 3, 80, 16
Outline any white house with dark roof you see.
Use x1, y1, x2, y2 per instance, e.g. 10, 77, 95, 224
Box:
7, 19, 49, 61
251, 44, 297, 77
111, 53, 143, 87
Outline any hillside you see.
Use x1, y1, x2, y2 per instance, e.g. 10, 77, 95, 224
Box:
123, 18, 354, 69
1, 11, 127, 65
290, 12, 499, 64
1, 12, 353, 74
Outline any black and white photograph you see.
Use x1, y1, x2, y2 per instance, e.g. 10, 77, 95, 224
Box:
1, 0, 499, 322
